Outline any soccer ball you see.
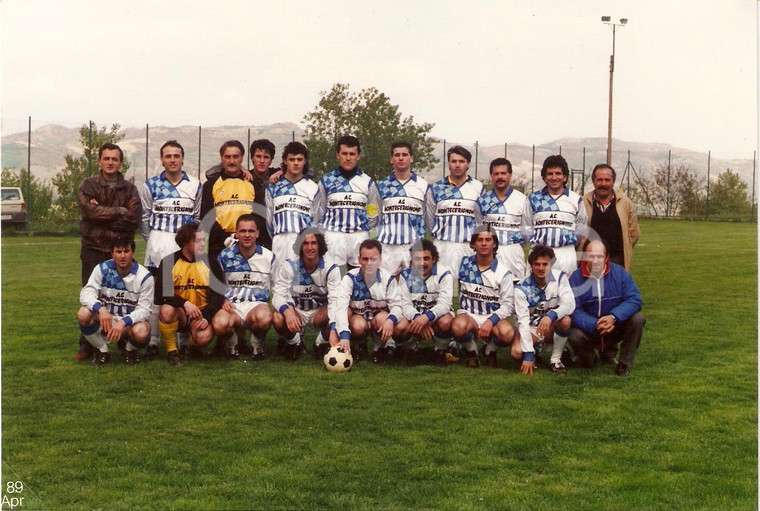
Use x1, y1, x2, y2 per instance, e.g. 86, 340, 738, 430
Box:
323, 346, 353, 372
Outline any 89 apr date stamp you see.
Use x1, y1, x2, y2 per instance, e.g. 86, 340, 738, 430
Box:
2, 481, 24, 509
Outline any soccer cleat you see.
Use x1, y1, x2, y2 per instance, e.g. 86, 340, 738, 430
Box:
354, 342, 369, 362
614, 362, 629, 377
550, 361, 567, 375
144, 344, 160, 360
123, 350, 140, 366
465, 350, 480, 368
384, 346, 396, 361
433, 349, 447, 367
287, 343, 301, 362
225, 343, 240, 360
275, 337, 288, 357
314, 343, 329, 359
74, 345, 94, 361
372, 348, 385, 364
91, 351, 110, 366
485, 351, 498, 368
251, 350, 266, 361
166, 350, 182, 366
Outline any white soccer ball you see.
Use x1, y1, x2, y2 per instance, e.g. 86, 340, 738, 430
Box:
323, 346, 353, 372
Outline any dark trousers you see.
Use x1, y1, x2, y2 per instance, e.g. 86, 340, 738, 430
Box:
78, 246, 111, 351
569, 313, 646, 367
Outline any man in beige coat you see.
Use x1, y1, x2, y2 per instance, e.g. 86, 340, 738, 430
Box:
582, 164, 640, 271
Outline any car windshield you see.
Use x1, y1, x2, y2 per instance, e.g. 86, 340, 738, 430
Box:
1, 189, 21, 201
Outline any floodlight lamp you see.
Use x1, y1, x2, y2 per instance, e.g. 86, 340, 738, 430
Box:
620, 18, 628, 25
601, 16, 611, 22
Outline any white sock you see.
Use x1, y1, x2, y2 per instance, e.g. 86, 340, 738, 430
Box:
484, 342, 497, 355
463, 339, 477, 352
149, 306, 159, 347
226, 332, 238, 348
433, 337, 450, 351
287, 332, 301, 346
251, 334, 264, 354
550, 334, 568, 364
314, 331, 326, 346
84, 331, 108, 353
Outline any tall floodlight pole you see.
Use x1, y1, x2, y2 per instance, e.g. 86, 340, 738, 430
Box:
601, 16, 627, 166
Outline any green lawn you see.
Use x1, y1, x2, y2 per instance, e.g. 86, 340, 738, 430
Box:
1, 219, 757, 510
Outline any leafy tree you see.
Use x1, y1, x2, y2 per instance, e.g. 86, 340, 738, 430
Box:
52, 123, 131, 223
303, 83, 438, 180
0, 167, 54, 223
708, 169, 752, 217
647, 162, 701, 217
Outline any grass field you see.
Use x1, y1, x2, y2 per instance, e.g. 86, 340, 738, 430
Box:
1, 219, 757, 510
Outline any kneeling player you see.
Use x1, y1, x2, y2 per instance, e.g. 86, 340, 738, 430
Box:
155, 222, 218, 366
272, 229, 342, 360
514, 245, 575, 375
451, 227, 517, 368
396, 239, 454, 365
211, 214, 274, 360
334, 240, 403, 363
78, 238, 154, 365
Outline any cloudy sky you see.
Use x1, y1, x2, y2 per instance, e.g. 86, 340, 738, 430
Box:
1, 0, 757, 158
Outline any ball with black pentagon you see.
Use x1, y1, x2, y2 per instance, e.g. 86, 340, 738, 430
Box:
323, 346, 353, 372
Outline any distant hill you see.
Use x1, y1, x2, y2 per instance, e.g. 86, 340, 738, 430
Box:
2, 123, 755, 196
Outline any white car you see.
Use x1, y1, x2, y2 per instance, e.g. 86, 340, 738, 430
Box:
1, 187, 28, 229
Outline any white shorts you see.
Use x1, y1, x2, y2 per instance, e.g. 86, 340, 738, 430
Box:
272, 232, 298, 274
145, 230, 179, 269
324, 230, 368, 268
496, 243, 527, 281
550, 245, 578, 276
434, 240, 473, 276
293, 307, 323, 332
232, 301, 269, 321
456, 309, 494, 329
380, 243, 412, 275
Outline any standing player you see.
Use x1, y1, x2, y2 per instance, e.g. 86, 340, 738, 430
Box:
140, 140, 202, 357
425, 145, 484, 277
475, 157, 530, 282
396, 239, 454, 366
201, 140, 255, 259
451, 227, 517, 368
312, 135, 379, 269
271, 230, 342, 360
334, 240, 404, 363
375, 141, 429, 275
514, 245, 575, 376
525, 154, 588, 275
78, 238, 153, 365
155, 222, 219, 366
211, 214, 275, 360
248, 138, 280, 251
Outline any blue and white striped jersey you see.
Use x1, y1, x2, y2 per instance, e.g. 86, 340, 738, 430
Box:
140, 171, 201, 240
398, 263, 453, 322
525, 187, 588, 248
514, 268, 575, 355
425, 176, 484, 243
335, 267, 402, 340
376, 172, 428, 245
80, 260, 154, 326
313, 168, 379, 234
475, 188, 529, 246
265, 177, 319, 237
272, 257, 342, 318
458, 256, 513, 323
217, 244, 275, 303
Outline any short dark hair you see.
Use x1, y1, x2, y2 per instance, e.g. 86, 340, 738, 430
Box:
296, 228, 328, 258
489, 157, 512, 174
236, 213, 258, 230
336, 135, 361, 154
469, 225, 499, 256
409, 238, 438, 263
219, 140, 245, 157
390, 141, 413, 156
359, 239, 382, 256
447, 145, 472, 163
541, 154, 569, 179
250, 139, 276, 159
282, 141, 309, 170
591, 163, 616, 182
160, 140, 184, 157
98, 143, 123, 161
111, 237, 135, 252
175, 222, 200, 248
527, 244, 556, 265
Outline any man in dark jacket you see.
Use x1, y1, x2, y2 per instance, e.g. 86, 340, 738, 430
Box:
568, 239, 645, 376
75, 143, 141, 360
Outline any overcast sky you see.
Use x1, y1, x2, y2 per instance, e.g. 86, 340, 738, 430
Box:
1, 0, 757, 158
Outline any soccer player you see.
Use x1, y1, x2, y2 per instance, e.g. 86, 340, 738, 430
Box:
525, 154, 588, 275
248, 138, 281, 251
201, 140, 255, 259
375, 141, 429, 275
334, 240, 404, 363
265, 141, 319, 275
140, 140, 202, 356
396, 239, 454, 366
271, 230, 342, 360
451, 227, 516, 368
211, 214, 275, 360
77, 238, 153, 365
568, 240, 645, 376
514, 245, 575, 376
425, 145, 484, 277
75, 142, 141, 361
312, 135, 379, 268
475, 157, 530, 282
155, 222, 219, 366
582, 163, 640, 271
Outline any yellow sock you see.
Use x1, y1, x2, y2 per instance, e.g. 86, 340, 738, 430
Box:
159, 321, 179, 353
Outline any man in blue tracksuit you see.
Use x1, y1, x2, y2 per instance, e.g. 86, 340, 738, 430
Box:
568, 239, 645, 376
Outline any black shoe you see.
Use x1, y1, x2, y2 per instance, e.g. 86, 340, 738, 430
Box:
433, 349, 447, 367
404, 349, 419, 366
224, 343, 240, 360
354, 342, 369, 362
287, 343, 302, 361
372, 348, 385, 364
166, 350, 182, 366
275, 337, 288, 357
237, 341, 252, 356
550, 361, 567, 375
145, 344, 160, 360
614, 362, 629, 376
251, 350, 266, 361
91, 351, 110, 366
123, 350, 140, 366
465, 350, 480, 368
385, 346, 396, 360
485, 351, 497, 368
314, 343, 329, 359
